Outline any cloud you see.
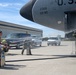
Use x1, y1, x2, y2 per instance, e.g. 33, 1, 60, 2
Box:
0, 3, 9, 7
0, 3, 23, 7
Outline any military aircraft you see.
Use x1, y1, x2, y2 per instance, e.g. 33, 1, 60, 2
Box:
20, 0, 76, 39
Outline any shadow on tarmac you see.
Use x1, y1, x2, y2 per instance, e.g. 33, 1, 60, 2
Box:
59, 45, 68, 46
6, 54, 76, 63
6, 53, 20, 56
52, 55, 76, 58
47, 45, 68, 46
0, 64, 26, 70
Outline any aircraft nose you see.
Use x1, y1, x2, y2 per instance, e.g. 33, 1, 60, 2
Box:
20, 0, 36, 21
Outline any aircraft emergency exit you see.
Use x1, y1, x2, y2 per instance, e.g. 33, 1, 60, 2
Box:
20, 0, 76, 38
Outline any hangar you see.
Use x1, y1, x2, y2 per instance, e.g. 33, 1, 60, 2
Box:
0, 21, 43, 38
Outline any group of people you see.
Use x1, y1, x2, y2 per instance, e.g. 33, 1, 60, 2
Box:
0, 30, 31, 55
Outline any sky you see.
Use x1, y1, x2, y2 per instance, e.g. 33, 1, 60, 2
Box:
0, 0, 65, 37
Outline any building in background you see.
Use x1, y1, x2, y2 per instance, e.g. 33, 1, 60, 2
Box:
0, 21, 43, 38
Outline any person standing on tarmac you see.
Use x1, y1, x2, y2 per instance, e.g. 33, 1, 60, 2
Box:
21, 40, 32, 55
21, 33, 32, 55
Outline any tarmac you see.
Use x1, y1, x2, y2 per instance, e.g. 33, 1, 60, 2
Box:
0, 41, 76, 75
